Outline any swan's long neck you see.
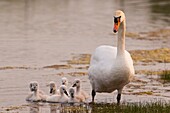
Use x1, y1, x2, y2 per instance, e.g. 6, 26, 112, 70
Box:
117, 19, 126, 57
53, 89, 56, 94
34, 90, 39, 96
76, 86, 80, 94
60, 91, 64, 95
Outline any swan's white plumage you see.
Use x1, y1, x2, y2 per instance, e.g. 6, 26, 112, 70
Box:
47, 81, 60, 95
46, 85, 68, 103
68, 87, 81, 103
88, 45, 134, 93
72, 79, 89, 101
26, 81, 48, 101
88, 10, 134, 97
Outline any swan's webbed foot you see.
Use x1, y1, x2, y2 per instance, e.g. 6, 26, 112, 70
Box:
117, 93, 121, 105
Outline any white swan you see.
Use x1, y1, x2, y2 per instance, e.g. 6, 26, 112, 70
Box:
68, 87, 81, 103
47, 81, 60, 95
72, 79, 89, 102
26, 81, 47, 102
46, 85, 69, 103
88, 10, 134, 104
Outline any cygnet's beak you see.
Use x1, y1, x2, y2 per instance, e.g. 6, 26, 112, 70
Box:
50, 88, 53, 94
30, 88, 35, 92
70, 93, 74, 98
72, 84, 76, 87
64, 90, 69, 96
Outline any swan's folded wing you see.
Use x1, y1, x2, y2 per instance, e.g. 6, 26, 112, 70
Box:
60, 95, 69, 103
25, 92, 33, 101
39, 94, 49, 101
90, 45, 117, 66
39, 90, 45, 95
75, 95, 85, 102
81, 90, 89, 99
56, 89, 60, 95
46, 95, 59, 102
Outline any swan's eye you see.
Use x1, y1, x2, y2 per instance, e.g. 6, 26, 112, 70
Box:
114, 17, 118, 23
114, 16, 121, 24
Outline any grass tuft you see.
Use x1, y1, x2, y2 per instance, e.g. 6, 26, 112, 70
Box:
90, 102, 170, 113
66, 48, 170, 65
130, 48, 170, 63
160, 70, 170, 82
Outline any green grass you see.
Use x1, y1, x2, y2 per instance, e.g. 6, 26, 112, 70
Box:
2, 102, 170, 113
66, 48, 170, 65
160, 70, 170, 82
90, 102, 170, 113
130, 48, 170, 63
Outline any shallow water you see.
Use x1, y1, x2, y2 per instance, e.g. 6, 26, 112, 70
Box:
0, 0, 170, 112
0, 0, 170, 66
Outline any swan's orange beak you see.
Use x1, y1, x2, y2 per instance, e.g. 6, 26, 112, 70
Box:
113, 22, 120, 33
113, 16, 121, 33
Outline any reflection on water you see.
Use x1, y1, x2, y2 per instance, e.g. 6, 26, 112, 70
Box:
49, 104, 57, 113
149, 0, 170, 24
150, 0, 170, 16
29, 103, 40, 113
0, 0, 169, 66
28, 102, 91, 113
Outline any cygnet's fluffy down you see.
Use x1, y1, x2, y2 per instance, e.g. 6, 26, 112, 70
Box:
72, 79, 89, 102
46, 85, 69, 103
68, 87, 84, 103
55, 77, 68, 94
26, 81, 47, 102
47, 81, 60, 95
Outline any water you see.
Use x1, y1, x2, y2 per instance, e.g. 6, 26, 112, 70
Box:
0, 0, 170, 66
0, 0, 170, 112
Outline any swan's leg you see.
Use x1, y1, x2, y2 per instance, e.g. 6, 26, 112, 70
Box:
92, 89, 96, 103
117, 88, 122, 105
117, 93, 121, 105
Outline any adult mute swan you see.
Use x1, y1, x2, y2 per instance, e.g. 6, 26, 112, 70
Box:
88, 10, 134, 104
